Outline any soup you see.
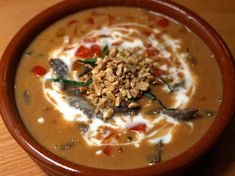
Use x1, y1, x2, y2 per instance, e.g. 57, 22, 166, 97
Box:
15, 7, 222, 169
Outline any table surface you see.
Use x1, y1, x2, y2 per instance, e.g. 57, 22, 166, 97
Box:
0, 0, 234, 175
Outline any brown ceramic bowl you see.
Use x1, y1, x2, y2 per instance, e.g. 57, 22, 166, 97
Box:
0, 0, 235, 176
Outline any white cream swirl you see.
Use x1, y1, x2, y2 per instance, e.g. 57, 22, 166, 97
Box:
42, 23, 196, 147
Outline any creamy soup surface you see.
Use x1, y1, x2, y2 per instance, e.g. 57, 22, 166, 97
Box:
15, 7, 222, 169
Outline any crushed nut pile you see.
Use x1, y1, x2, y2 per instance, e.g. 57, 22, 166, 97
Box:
79, 47, 160, 119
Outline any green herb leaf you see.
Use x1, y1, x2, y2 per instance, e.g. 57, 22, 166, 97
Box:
159, 77, 174, 92
78, 58, 97, 66
143, 91, 156, 101
102, 45, 109, 58
144, 91, 167, 109
128, 97, 138, 102
49, 78, 93, 87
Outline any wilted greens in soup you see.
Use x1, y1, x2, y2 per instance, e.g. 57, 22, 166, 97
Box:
15, 7, 222, 169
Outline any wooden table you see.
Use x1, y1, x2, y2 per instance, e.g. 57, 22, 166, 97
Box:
0, 1, 234, 175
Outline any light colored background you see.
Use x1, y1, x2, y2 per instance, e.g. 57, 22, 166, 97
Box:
0, 0, 234, 175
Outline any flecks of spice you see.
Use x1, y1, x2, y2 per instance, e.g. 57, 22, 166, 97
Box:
60, 141, 77, 150
127, 136, 132, 142
148, 141, 163, 165
189, 56, 197, 65
204, 110, 215, 117
77, 123, 89, 134
24, 50, 33, 56
23, 90, 31, 104
185, 48, 197, 65
148, 152, 161, 165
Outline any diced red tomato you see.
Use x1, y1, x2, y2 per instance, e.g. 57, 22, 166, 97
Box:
154, 68, 165, 77
103, 146, 113, 156
32, 66, 47, 77
90, 44, 102, 57
129, 124, 147, 133
75, 45, 91, 58
157, 18, 169, 27
146, 47, 160, 57
86, 17, 95, 24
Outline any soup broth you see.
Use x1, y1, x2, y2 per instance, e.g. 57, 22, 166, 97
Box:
15, 7, 222, 169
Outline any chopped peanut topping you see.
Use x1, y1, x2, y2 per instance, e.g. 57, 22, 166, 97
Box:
79, 47, 160, 117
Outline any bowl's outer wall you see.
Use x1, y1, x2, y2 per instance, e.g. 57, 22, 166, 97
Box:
0, 0, 235, 176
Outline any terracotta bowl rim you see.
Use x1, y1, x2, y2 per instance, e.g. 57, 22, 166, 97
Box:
0, 0, 235, 175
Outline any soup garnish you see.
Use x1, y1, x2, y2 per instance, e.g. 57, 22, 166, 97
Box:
15, 7, 222, 169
